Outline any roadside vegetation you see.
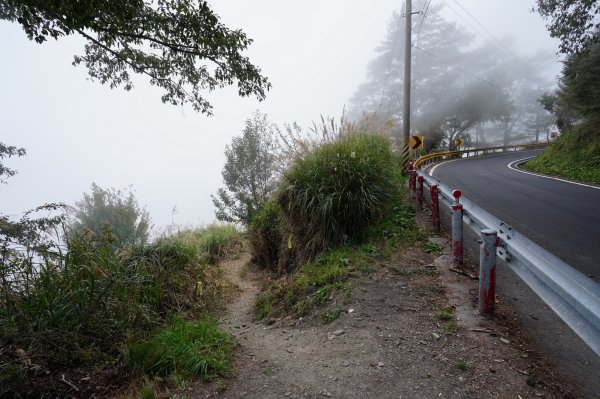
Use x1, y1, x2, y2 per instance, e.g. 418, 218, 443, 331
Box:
254, 198, 421, 321
523, 128, 600, 184
523, 9, 600, 185
0, 191, 242, 398
244, 125, 423, 321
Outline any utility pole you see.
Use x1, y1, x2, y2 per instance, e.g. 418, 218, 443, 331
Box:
401, 0, 412, 174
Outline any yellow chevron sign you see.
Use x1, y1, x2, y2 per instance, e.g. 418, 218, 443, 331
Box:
455, 138, 463, 147
411, 135, 424, 150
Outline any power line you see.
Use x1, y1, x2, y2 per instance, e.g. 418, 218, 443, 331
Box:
451, 0, 536, 75
377, 5, 405, 114
440, 0, 536, 77
412, 44, 506, 92
417, 0, 433, 36
386, 0, 432, 118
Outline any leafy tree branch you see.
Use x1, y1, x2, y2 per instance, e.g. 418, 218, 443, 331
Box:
0, 0, 271, 114
536, 0, 600, 54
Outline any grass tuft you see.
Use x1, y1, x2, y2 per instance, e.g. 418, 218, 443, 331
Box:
125, 318, 233, 379
422, 241, 442, 256
322, 308, 344, 324
436, 308, 453, 321
445, 320, 459, 333
454, 361, 468, 371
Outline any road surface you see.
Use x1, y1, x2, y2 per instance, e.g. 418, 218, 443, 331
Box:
432, 149, 600, 281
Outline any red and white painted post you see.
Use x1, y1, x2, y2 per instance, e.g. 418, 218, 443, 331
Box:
431, 184, 440, 231
410, 170, 417, 197
451, 190, 463, 266
417, 176, 424, 210
479, 229, 499, 315
408, 161, 415, 192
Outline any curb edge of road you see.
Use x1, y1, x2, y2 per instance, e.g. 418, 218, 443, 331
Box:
508, 157, 600, 191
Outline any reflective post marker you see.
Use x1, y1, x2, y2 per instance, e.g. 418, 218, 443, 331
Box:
417, 176, 424, 210
479, 229, 498, 315
431, 184, 440, 231
452, 190, 463, 266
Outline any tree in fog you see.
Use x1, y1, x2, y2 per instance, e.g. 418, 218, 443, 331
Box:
560, 39, 600, 119
350, 4, 556, 149
536, 0, 600, 54
349, 4, 504, 149
350, 6, 473, 123
540, 36, 600, 140
0, 0, 270, 114
538, 92, 579, 133
0, 143, 25, 184
515, 85, 556, 142
69, 184, 151, 246
212, 112, 279, 226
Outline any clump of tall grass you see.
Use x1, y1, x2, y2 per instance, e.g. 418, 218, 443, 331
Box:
277, 132, 398, 262
169, 224, 243, 265
125, 317, 233, 379
275, 112, 395, 173
197, 225, 243, 264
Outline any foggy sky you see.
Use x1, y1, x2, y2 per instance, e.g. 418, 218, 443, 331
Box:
0, 0, 560, 231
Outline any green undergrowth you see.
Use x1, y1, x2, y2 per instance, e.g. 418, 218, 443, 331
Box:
436, 306, 459, 333
523, 128, 600, 184
322, 308, 345, 324
249, 133, 401, 274
0, 224, 241, 398
277, 133, 398, 263
254, 194, 422, 321
125, 317, 233, 379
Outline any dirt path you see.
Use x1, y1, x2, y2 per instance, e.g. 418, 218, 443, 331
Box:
190, 246, 577, 399
220, 254, 259, 334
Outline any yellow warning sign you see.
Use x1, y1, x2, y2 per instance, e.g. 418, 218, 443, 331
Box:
411, 135, 424, 150
455, 138, 463, 147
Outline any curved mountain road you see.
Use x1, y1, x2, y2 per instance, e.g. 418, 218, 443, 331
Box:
431, 149, 600, 282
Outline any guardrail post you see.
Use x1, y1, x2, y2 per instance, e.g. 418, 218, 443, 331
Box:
417, 176, 424, 210
452, 190, 463, 266
408, 162, 414, 192
431, 184, 440, 231
479, 229, 498, 315
410, 170, 417, 197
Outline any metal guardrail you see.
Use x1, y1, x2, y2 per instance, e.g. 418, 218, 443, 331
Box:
414, 142, 549, 169
416, 162, 600, 357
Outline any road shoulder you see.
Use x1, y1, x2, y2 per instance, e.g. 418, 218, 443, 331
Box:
188, 226, 578, 398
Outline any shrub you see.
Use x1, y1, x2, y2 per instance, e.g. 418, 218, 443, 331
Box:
68, 183, 151, 248
277, 133, 397, 262
248, 202, 287, 272
212, 111, 279, 226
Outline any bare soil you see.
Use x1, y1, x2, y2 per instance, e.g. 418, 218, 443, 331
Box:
188, 234, 579, 398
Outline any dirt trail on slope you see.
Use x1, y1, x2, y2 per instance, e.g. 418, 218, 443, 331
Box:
190, 245, 577, 399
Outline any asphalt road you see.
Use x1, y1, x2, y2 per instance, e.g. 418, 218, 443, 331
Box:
432, 149, 600, 281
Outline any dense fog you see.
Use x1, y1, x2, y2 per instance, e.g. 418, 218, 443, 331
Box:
0, 0, 561, 230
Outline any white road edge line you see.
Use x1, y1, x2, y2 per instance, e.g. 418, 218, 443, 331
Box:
507, 157, 600, 191
429, 159, 460, 177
